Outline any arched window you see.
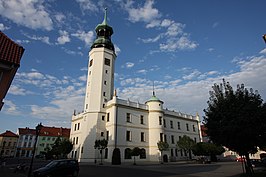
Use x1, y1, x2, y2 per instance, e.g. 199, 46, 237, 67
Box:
124, 148, 132, 159
140, 148, 146, 159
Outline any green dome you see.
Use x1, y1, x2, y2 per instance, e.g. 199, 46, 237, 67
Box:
91, 8, 114, 51
148, 95, 160, 101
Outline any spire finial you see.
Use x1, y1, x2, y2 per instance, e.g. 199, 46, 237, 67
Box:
152, 81, 155, 96
103, 7, 108, 25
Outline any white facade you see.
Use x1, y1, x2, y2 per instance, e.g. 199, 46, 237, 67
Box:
70, 11, 201, 163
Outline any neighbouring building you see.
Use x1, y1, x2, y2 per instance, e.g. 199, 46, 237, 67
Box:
0, 31, 24, 110
70, 10, 201, 163
0, 130, 18, 157
36, 126, 70, 156
17, 126, 70, 158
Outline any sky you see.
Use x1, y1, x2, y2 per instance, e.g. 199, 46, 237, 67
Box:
0, 0, 266, 133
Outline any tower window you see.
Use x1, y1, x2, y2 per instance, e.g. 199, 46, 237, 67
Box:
102, 116, 105, 121
126, 113, 131, 122
140, 115, 144, 124
177, 122, 181, 130
107, 113, 110, 122
103, 92, 106, 96
159, 116, 162, 125
89, 59, 93, 67
186, 123, 189, 131
126, 131, 131, 141
105, 70, 108, 74
101, 132, 104, 137
105, 58, 110, 66
141, 132, 145, 142
104, 81, 107, 85
170, 120, 173, 128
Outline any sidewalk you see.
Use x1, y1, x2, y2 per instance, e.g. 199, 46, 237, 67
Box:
0, 166, 27, 177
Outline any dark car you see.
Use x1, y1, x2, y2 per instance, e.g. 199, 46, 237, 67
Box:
33, 159, 79, 177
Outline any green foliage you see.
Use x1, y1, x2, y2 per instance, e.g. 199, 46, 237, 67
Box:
45, 137, 73, 159
94, 139, 108, 165
177, 135, 196, 159
112, 148, 121, 165
131, 147, 141, 165
157, 141, 169, 152
94, 139, 108, 151
192, 142, 225, 156
204, 79, 266, 173
204, 79, 266, 155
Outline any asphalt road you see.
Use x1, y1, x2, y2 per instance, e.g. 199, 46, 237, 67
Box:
1, 159, 245, 177
78, 161, 243, 177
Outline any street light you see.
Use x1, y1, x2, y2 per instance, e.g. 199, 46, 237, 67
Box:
28, 123, 43, 177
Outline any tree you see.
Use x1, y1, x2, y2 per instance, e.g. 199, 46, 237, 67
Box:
176, 135, 196, 160
204, 79, 266, 174
157, 141, 169, 164
94, 139, 108, 165
45, 137, 73, 159
192, 142, 225, 162
131, 147, 141, 165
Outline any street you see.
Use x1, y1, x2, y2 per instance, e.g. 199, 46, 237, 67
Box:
1, 159, 244, 177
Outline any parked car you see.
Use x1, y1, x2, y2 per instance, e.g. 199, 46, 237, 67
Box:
236, 157, 245, 162
33, 159, 79, 177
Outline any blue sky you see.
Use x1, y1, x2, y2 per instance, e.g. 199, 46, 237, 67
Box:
1, 0, 266, 133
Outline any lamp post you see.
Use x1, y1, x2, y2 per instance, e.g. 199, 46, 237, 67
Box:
28, 123, 43, 177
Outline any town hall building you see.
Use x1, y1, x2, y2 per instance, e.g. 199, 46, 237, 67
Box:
70, 10, 201, 163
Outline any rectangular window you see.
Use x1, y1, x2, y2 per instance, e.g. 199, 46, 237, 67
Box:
175, 149, 178, 157
177, 122, 181, 130
103, 104, 105, 108
193, 125, 196, 132
164, 134, 167, 143
194, 137, 197, 143
163, 119, 166, 128
126, 113, 131, 122
140, 115, 144, 124
160, 133, 163, 142
101, 132, 104, 137
89, 59, 93, 67
170, 120, 173, 128
106, 131, 109, 140
186, 123, 189, 131
107, 113, 110, 122
77, 123, 80, 130
76, 137, 78, 144
159, 116, 162, 125
103, 92, 106, 96
105, 58, 110, 66
171, 135, 175, 144
171, 149, 174, 156
102, 115, 105, 121
126, 131, 131, 141
141, 132, 145, 142
74, 124, 77, 131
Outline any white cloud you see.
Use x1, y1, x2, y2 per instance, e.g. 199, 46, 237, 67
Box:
117, 55, 266, 118
24, 34, 52, 45
0, 0, 53, 30
76, 0, 98, 13
57, 30, 70, 45
125, 62, 134, 68
259, 48, 266, 55
125, 0, 161, 24
115, 44, 121, 55
0, 23, 10, 30
71, 30, 94, 46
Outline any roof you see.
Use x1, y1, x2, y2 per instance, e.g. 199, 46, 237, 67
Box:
0, 31, 25, 65
18, 126, 70, 137
0, 130, 18, 137
18, 127, 36, 135
39, 126, 70, 137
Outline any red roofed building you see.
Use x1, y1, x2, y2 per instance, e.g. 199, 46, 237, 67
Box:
0, 31, 25, 110
0, 130, 19, 157
17, 126, 70, 158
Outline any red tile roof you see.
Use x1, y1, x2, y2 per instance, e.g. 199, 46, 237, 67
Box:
0, 31, 25, 65
18, 127, 36, 135
18, 126, 70, 138
0, 130, 18, 137
40, 126, 70, 138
